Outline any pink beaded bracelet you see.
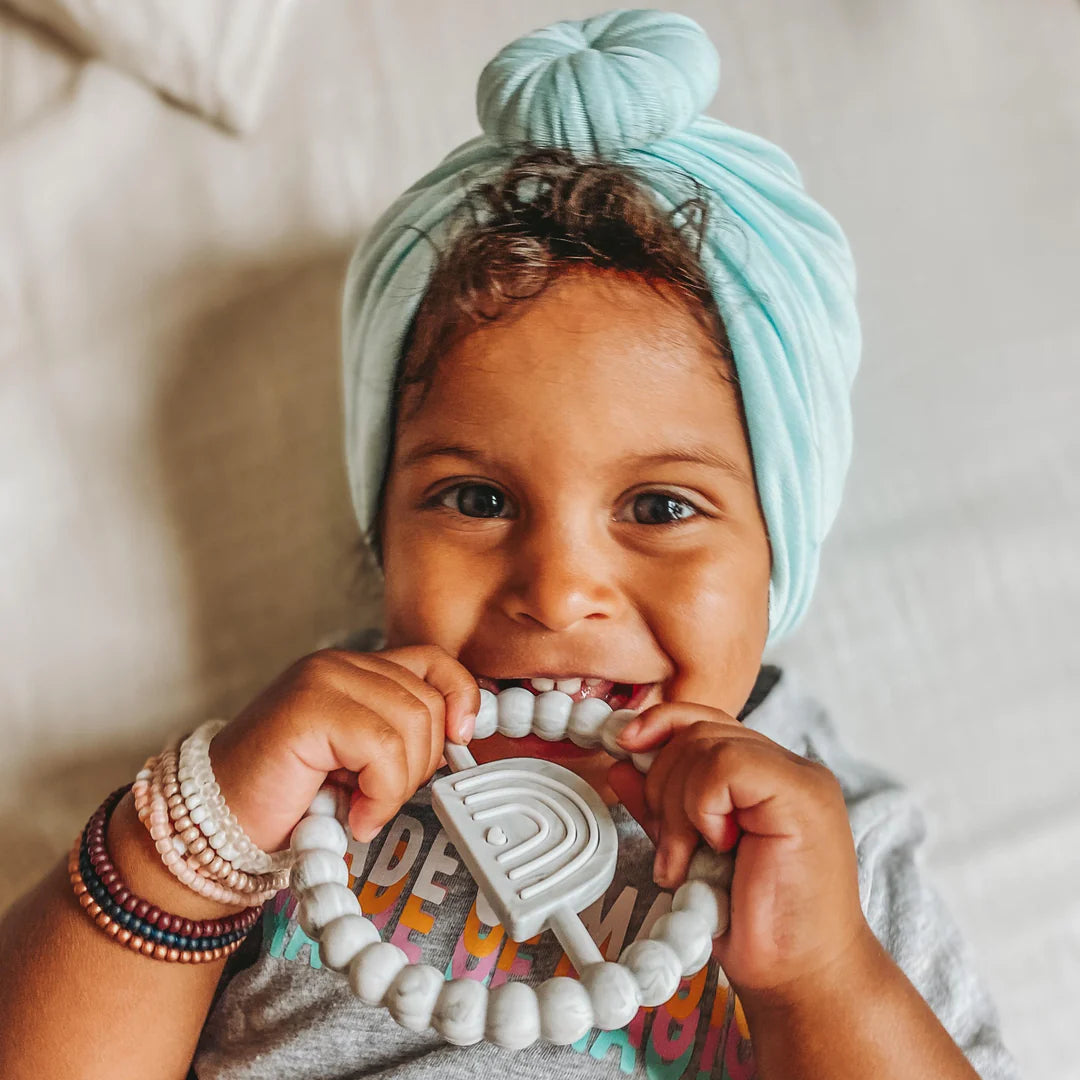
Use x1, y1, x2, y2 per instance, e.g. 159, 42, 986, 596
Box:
154, 747, 287, 896
157, 747, 289, 889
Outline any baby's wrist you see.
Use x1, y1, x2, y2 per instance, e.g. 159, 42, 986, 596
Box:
737, 921, 886, 1029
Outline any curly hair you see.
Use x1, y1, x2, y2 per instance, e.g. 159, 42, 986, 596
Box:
365, 146, 741, 565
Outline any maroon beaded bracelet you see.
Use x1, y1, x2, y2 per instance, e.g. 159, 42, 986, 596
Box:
70, 784, 263, 961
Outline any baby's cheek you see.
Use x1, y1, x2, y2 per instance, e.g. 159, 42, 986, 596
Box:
647, 555, 768, 715
382, 534, 491, 650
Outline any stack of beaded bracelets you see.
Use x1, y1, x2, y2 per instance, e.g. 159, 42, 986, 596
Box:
131, 729, 289, 905
69, 719, 293, 961
69, 785, 263, 962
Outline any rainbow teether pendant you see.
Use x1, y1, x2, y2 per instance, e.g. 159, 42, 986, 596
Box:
289, 689, 733, 1049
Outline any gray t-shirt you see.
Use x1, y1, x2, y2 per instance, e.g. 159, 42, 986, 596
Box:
191, 669, 1019, 1079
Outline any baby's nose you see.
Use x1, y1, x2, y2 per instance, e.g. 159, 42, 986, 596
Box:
502, 524, 621, 632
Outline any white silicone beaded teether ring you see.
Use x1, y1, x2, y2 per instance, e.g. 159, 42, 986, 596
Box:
289, 687, 733, 1050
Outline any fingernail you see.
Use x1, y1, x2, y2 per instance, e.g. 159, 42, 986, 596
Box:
457, 713, 476, 743
653, 849, 668, 886
616, 718, 641, 745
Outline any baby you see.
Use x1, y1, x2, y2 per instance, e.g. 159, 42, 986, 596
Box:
0, 11, 1017, 1080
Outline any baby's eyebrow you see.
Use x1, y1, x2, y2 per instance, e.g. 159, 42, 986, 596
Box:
398, 441, 485, 469
626, 447, 755, 488
400, 440, 753, 487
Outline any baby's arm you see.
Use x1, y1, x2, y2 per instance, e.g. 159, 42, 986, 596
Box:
0, 789, 249, 1079
738, 930, 984, 1079
0, 646, 479, 1079
613, 701, 1015, 1080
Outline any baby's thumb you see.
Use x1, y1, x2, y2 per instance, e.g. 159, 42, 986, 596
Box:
347, 788, 399, 844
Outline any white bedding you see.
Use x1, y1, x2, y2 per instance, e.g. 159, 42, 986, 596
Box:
1, 2, 1077, 1076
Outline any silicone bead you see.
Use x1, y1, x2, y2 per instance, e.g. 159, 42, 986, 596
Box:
496, 686, 534, 738
486, 981, 540, 1049
319, 914, 381, 972
619, 939, 682, 1007
672, 880, 729, 937
566, 697, 612, 747
687, 847, 735, 889
600, 709, 638, 760
472, 689, 499, 740
291, 849, 350, 894
349, 942, 410, 1005
649, 911, 712, 976
387, 963, 445, 1031
290, 814, 348, 857
432, 977, 488, 1046
298, 882, 360, 938
532, 691, 573, 740
536, 976, 594, 1045
306, 785, 348, 822
580, 961, 641, 1030
631, 750, 658, 773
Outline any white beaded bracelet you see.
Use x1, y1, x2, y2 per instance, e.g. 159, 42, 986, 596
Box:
178, 719, 293, 875
290, 689, 734, 1051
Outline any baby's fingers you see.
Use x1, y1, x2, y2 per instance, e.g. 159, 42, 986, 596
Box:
638, 740, 702, 888
616, 701, 743, 753
348, 719, 413, 841
654, 765, 701, 889
684, 739, 836, 843
381, 645, 481, 744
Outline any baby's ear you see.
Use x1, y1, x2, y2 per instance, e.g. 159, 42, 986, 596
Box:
607, 762, 658, 845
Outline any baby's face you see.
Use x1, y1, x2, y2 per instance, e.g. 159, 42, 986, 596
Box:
380, 268, 770, 782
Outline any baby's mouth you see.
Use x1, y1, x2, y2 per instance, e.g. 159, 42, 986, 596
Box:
472, 675, 652, 712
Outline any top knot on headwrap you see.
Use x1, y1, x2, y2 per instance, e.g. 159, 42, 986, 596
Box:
477, 9, 720, 156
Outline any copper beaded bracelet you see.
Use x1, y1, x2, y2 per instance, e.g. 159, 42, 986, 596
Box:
69, 784, 264, 962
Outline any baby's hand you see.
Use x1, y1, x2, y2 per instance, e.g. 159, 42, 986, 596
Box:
207, 646, 480, 856
609, 704, 871, 1005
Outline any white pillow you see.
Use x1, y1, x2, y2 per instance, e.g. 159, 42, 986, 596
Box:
2, 0, 296, 132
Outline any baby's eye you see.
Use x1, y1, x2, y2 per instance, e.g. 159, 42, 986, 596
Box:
436, 483, 511, 519
622, 492, 699, 525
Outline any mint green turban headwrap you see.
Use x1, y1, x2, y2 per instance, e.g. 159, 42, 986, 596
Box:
342, 9, 860, 644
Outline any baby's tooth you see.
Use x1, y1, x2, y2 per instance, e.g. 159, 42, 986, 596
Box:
497, 686, 535, 737
530, 677, 555, 692
473, 689, 498, 740
533, 691, 573, 740
555, 677, 582, 695
567, 697, 612, 748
